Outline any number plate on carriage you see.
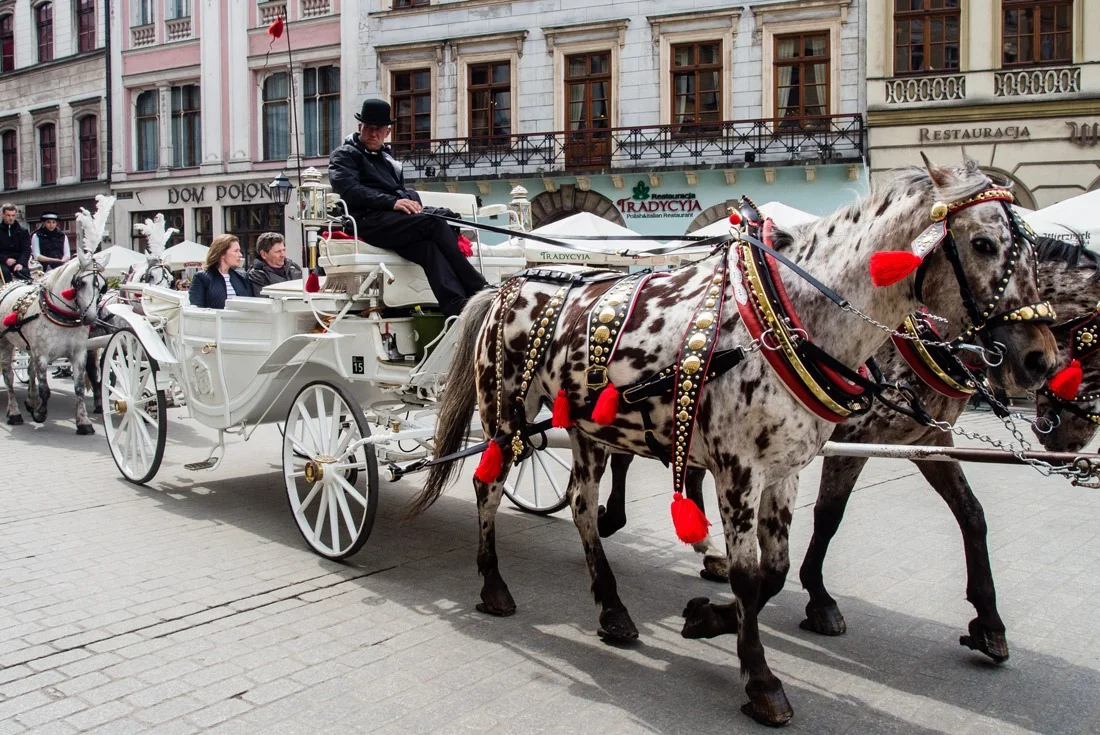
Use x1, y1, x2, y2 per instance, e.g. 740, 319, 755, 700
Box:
352, 356, 364, 375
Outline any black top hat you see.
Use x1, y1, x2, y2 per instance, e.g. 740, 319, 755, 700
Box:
355, 99, 396, 126
41, 212, 58, 220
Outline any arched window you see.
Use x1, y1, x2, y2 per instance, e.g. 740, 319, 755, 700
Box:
2, 130, 17, 190
262, 73, 289, 161
1, 14, 14, 73
35, 3, 53, 63
76, 0, 95, 53
79, 115, 97, 180
135, 90, 159, 171
39, 123, 56, 185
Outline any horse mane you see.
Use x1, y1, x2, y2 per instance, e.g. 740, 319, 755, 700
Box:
1035, 231, 1100, 281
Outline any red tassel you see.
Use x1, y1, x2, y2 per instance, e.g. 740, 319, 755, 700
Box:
304, 271, 320, 293
457, 234, 473, 257
474, 440, 503, 484
728, 211, 742, 226
591, 383, 619, 425
671, 492, 710, 544
1049, 359, 1083, 400
268, 16, 284, 38
2, 312, 17, 328
551, 389, 573, 429
61, 288, 76, 300
869, 251, 923, 287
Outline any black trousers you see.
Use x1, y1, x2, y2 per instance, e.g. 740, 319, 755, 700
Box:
358, 211, 487, 317
1, 261, 29, 283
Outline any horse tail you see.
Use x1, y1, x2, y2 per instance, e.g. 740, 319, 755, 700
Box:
406, 288, 498, 518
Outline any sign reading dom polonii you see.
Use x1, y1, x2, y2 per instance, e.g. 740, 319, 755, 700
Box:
617, 181, 702, 219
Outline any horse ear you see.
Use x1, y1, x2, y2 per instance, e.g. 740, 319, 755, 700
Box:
920, 151, 952, 188
961, 153, 981, 174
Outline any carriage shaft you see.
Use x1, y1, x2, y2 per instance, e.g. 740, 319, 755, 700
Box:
820, 441, 1098, 466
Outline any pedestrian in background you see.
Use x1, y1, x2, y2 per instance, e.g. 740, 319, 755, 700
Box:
30, 212, 70, 271
0, 203, 31, 283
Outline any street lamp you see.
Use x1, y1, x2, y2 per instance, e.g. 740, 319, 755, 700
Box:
268, 172, 295, 206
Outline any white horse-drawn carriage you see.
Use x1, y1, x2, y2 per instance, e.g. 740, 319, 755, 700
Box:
100, 174, 576, 559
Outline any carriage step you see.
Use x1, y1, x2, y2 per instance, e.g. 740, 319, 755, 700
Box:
184, 458, 220, 471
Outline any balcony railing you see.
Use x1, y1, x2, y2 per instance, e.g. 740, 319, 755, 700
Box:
165, 16, 192, 41
995, 66, 1080, 97
131, 23, 156, 48
392, 114, 865, 181
258, 1, 287, 26
301, 0, 330, 17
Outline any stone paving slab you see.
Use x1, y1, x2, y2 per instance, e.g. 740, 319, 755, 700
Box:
1, 386, 1099, 733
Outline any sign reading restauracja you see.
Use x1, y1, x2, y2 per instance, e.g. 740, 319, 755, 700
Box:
918, 126, 1031, 143
617, 180, 702, 219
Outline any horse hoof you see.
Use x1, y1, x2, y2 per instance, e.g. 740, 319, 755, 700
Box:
596, 505, 625, 538
476, 584, 516, 617
597, 608, 639, 643
960, 620, 1009, 664
92, 404, 103, 415
800, 603, 846, 636
7, 415, 23, 425
681, 598, 737, 639
699, 555, 729, 583
741, 688, 793, 727
33, 412, 47, 424
681, 596, 711, 618
76, 424, 95, 436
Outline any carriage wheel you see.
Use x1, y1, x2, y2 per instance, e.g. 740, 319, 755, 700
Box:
102, 329, 167, 485
13, 350, 30, 384
282, 380, 378, 560
503, 434, 572, 515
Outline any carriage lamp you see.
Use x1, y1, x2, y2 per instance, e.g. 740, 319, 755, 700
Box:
296, 167, 332, 228
508, 185, 532, 232
268, 173, 295, 207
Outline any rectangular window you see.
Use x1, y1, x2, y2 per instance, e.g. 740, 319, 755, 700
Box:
39, 123, 56, 185
79, 116, 97, 181
167, 0, 190, 19
136, 0, 153, 25
1002, 0, 1072, 66
468, 61, 511, 148
194, 207, 212, 246
894, 0, 961, 74
135, 89, 159, 171
774, 32, 830, 128
564, 52, 612, 168
262, 73, 289, 161
77, 0, 95, 53
36, 3, 53, 63
304, 65, 341, 158
170, 84, 201, 168
1, 13, 14, 72
391, 68, 432, 150
2, 130, 16, 190
393, 0, 429, 7
671, 42, 722, 134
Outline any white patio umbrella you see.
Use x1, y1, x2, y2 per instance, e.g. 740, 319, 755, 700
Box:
162, 240, 209, 270
94, 245, 146, 278
1023, 189, 1100, 247
516, 212, 673, 267
690, 202, 820, 239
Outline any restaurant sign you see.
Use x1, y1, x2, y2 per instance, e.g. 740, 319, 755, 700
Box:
617, 181, 701, 219
919, 126, 1031, 143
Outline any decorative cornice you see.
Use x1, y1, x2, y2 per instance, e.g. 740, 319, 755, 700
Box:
374, 38, 447, 64
451, 30, 528, 57
868, 98, 1100, 127
751, 0, 851, 26
542, 19, 630, 52
647, 8, 741, 39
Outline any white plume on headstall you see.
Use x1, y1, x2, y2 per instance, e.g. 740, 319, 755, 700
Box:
74, 194, 117, 253
133, 213, 177, 259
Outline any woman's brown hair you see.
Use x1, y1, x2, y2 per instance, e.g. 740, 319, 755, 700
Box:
204, 234, 240, 271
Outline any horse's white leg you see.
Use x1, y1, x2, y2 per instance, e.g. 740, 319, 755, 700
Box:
569, 434, 637, 642
1, 344, 23, 425
72, 348, 94, 434
757, 476, 798, 608
684, 467, 728, 582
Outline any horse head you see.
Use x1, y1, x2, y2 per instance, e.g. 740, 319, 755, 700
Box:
61, 248, 111, 326
883, 155, 1057, 392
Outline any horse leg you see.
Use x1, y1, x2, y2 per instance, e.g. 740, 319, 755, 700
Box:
30, 353, 49, 423
474, 464, 517, 617
798, 455, 868, 636
86, 349, 102, 414
572, 435, 637, 642
913, 452, 1008, 663
685, 468, 728, 582
1, 345, 23, 425
682, 476, 796, 636
72, 350, 94, 435
597, 453, 633, 538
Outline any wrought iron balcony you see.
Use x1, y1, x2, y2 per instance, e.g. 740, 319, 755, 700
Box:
392, 114, 864, 181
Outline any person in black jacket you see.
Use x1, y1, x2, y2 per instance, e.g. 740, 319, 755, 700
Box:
1, 203, 31, 283
328, 99, 486, 317
30, 212, 71, 271
247, 232, 303, 294
188, 234, 254, 309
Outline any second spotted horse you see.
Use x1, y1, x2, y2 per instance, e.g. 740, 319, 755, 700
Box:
410, 158, 1057, 726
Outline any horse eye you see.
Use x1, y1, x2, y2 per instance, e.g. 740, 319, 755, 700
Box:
971, 237, 997, 255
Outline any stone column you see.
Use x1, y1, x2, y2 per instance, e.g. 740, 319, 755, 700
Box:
199, 0, 224, 174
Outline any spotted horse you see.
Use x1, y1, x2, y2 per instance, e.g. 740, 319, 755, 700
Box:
410, 158, 1057, 726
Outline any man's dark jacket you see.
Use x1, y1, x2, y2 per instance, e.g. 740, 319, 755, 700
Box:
328, 134, 421, 221
248, 258, 303, 292
188, 268, 254, 309
0, 221, 31, 270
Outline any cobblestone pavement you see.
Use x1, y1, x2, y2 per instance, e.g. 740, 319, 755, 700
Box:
2, 384, 1100, 735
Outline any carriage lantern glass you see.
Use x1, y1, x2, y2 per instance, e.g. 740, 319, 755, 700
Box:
268, 173, 295, 206
508, 185, 532, 232
295, 167, 331, 228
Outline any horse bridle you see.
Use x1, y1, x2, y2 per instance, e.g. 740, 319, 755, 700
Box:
40, 257, 108, 326
912, 188, 1054, 360
138, 261, 172, 286
1039, 304, 1100, 425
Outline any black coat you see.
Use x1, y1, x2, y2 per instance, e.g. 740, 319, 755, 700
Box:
328, 134, 422, 221
0, 221, 31, 270
248, 259, 303, 291
188, 268, 254, 309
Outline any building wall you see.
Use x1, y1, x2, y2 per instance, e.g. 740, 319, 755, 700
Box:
866, 0, 1100, 207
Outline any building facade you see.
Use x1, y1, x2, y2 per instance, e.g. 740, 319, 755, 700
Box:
0, 0, 108, 242
108, 0, 358, 263
356, 0, 869, 237
867, 0, 1100, 209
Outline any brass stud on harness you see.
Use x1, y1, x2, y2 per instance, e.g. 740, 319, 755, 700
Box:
930, 201, 949, 221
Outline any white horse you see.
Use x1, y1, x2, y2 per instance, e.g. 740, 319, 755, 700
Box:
1, 196, 114, 433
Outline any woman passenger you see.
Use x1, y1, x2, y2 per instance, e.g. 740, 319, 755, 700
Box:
188, 234, 254, 308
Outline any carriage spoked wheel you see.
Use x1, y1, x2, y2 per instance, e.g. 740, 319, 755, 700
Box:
101, 329, 168, 485
13, 350, 30, 384
502, 431, 572, 515
282, 380, 378, 560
